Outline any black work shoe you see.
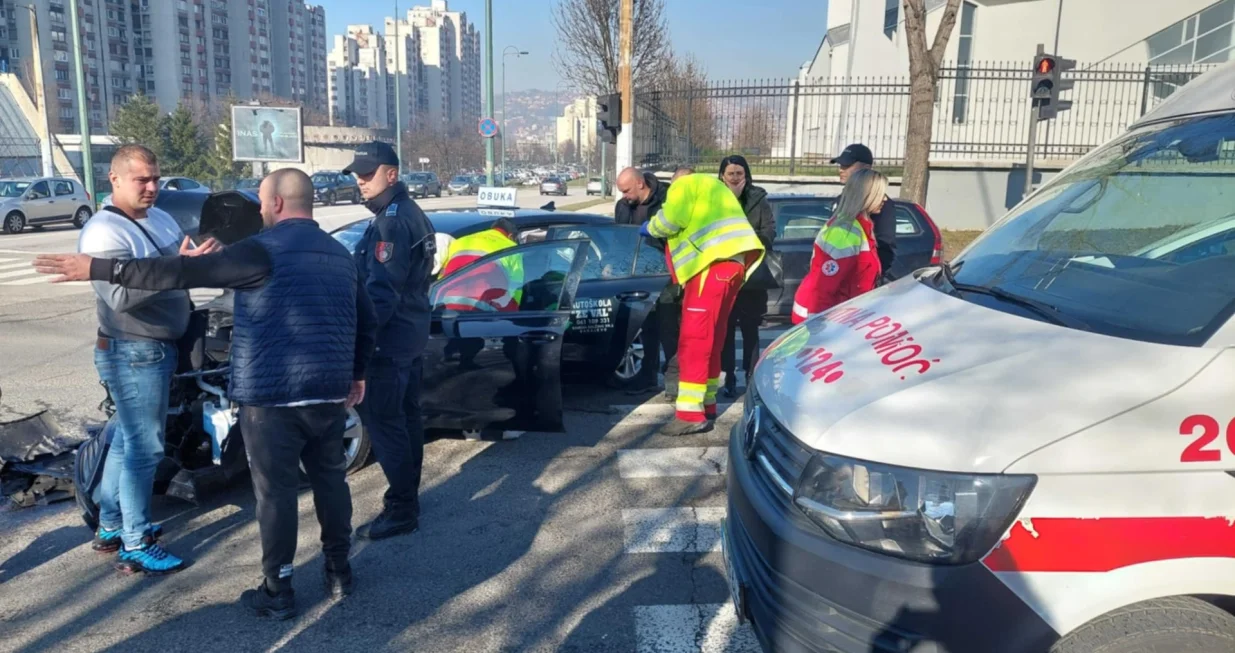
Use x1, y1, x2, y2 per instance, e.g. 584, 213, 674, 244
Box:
356, 510, 419, 541
624, 381, 661, 396
241, 579, 297, 620
659, 418, 714, 437
720, 381, 738, 399
324, 561, 353, 598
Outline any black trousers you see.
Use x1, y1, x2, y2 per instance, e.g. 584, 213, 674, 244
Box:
722, 287, 768, 383
638, 288, 682, 387
241, 402, 352, 590
360, 356, 425, 516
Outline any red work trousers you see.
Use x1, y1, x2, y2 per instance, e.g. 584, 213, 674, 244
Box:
676, 260, 745, 422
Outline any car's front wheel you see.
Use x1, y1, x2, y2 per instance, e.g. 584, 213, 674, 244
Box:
341, 407, 370, 473
3, 211, 24, 234
1050, 597, 1235, 653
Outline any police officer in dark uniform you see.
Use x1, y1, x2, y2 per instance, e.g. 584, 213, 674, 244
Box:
343, 141, 437, 540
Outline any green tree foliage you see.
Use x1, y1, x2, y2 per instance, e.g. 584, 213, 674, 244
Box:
163, 104, 208, 179
109, 93, 165, 160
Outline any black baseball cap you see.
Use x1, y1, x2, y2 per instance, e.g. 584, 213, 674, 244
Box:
343, 140, 399, 176
831, 143, 874, 166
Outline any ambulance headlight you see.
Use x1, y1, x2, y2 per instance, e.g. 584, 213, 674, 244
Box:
793, 453, 1035, 565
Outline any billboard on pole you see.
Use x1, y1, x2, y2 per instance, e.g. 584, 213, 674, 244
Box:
231, 106, 304, 162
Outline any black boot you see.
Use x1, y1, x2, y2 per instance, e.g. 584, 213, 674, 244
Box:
241, 578, 297, 620
720, 377, 738, 399
659, 418, 713, 437
357, 508, 419, 541
324, 560, 353, 598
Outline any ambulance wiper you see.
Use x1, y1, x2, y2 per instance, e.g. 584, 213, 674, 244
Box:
948, 278, 1091, 332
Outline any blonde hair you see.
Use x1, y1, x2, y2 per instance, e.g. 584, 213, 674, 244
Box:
833, 168, 888, 223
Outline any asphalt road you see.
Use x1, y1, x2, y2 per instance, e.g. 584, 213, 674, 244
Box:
0, 185, 791, 653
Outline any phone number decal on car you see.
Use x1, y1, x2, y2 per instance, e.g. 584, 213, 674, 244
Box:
570, 297, 615, 334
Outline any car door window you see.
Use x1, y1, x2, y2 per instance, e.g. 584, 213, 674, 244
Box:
432, 240, 583, 313
634, 236, 669, 276
181, 179, 201, 190
545, 225, 638, 280
54, 181, 74, 196
773, 200, 834, 241
331, 219, 371, 253
26, 181, 50, 199
893, 204, 923, 236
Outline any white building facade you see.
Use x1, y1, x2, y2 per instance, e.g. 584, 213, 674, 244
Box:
556, 96, 597, 160
327, 25, 389, 130
787, 0, 1233, 163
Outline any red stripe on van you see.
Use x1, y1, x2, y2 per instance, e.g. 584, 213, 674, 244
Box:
982, 517, 1235, 573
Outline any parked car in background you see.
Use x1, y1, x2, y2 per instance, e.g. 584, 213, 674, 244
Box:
763, 194, 942, 317
540, 176, 568, 196
448, 175, 480, 195
404, 172, 442, 198
311, 170, 362, 205
0, 177, 94, 234
160, 177, 211, 193
586, 177, 604, 196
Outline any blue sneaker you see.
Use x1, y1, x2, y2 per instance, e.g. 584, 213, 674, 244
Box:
92, 524, 163, 553
115, 542, 187, 575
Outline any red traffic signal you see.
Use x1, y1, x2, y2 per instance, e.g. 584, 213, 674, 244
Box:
1036, 57, 1056, 74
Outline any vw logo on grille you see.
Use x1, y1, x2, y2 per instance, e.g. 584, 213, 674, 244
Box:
742, 404, 762, 460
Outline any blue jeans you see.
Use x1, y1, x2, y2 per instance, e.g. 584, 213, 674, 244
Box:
94, 339, 177, 549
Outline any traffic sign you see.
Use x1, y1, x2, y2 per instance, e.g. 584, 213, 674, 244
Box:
478, 117, 499, 139
477, 186, 517, 208
418, 157, 430, 163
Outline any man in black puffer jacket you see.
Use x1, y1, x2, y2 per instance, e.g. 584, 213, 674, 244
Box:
718, 155, 776, 397
34, 168, 377, 619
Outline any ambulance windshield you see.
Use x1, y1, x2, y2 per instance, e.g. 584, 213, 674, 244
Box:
945, 113, 1235, 347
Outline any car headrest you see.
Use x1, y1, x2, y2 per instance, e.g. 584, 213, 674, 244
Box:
199, 190, 263, 245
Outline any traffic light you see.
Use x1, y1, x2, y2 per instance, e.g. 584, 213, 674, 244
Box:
1030, 44, 1075, 120
598, 93, 621, 144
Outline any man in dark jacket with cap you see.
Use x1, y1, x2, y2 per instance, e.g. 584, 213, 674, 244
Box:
615, 167, 677, 395
344, 141, 438, 540
832, 143, 897, 279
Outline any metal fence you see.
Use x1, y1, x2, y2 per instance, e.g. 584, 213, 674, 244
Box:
632, 62, 1216, 175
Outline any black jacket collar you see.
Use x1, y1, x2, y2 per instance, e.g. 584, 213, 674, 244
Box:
364, 181, 410, 216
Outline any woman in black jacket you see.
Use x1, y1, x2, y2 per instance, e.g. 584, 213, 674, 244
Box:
718, 155, 775, 397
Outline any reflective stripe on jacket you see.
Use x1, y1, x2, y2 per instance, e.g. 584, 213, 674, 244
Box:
440, 228, 524, 308
645, 174, 765, 285
791, 214, 881, 324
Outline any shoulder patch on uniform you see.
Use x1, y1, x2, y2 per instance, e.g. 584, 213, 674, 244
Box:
385, 204, 398, 217
376, 241, 394, 263
822, 260, 840, 276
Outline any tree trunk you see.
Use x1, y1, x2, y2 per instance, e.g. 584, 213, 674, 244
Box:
901, 74, 936, 205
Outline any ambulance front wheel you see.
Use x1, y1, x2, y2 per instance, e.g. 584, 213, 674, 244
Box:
1051, 596, 1235, 653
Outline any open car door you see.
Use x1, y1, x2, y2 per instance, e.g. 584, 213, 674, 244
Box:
421, 239, 589, 433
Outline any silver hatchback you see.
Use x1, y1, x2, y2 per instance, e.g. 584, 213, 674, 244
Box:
0, 177, 94, 234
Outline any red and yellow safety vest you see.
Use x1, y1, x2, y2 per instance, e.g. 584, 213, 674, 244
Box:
646, 174, 765, 285
791, 213, 881, 324
438, 228, 523, 311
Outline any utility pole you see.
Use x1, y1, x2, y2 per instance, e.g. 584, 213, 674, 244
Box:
393, 0, 402, 176
23, 6, 53, 178
484, 0, 495, 186
615, 0, 633, 172
68, 0, 93, 198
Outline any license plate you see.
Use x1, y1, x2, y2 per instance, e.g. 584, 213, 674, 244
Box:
720, 518, 747, 624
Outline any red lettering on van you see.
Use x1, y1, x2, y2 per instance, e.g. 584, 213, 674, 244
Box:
795, 347, 846, 384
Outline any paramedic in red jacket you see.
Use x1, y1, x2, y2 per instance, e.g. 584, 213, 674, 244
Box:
792, 168, 888, 324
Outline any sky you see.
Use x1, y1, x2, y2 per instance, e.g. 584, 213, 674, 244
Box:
316, 0, 828, 92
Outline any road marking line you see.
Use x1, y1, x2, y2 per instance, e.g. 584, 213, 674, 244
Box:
633, 603, 761, 653
617, 447, 727, 479
0, 257, 19, 264
0, 260, 30, 271
622, 507, 725, 553
0, 267, 41, 280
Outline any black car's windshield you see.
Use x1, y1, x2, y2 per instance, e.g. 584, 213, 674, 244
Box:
945, 113, 1235, 347
0, 181, 30, 198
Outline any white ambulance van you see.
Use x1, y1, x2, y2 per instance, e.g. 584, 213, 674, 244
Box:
723, 61, 1235, 653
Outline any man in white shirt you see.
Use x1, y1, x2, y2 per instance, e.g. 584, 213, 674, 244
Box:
79, 144, 218, 575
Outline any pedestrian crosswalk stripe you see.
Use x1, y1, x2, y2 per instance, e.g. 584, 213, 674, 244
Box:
0, 260, 29, 271
622, 507, 725, 554
633, 603, 761, 653
609, 402, 744, 427
617, 447, 727, 479
0, 266, 39, 280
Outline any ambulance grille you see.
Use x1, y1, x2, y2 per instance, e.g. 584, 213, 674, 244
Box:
752, 398, 812, 498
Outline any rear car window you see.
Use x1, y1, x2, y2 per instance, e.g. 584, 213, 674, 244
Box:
773, 198, 923, 240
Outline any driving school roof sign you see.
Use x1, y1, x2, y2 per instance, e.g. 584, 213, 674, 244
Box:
232, 106, 304, 163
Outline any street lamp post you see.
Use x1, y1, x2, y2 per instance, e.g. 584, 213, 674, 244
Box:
484, 0, 494, 186
501, 46, 526, 178
67, 0, 93, 201
393, 0, 401, 176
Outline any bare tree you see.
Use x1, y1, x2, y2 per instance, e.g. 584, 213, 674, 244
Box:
551, 0, 670, 94
901, 0, 962, 204
408, 126, 485, 178
733, 106, 776, 157
659, 52, 718, 157
558, 139, 576, 163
